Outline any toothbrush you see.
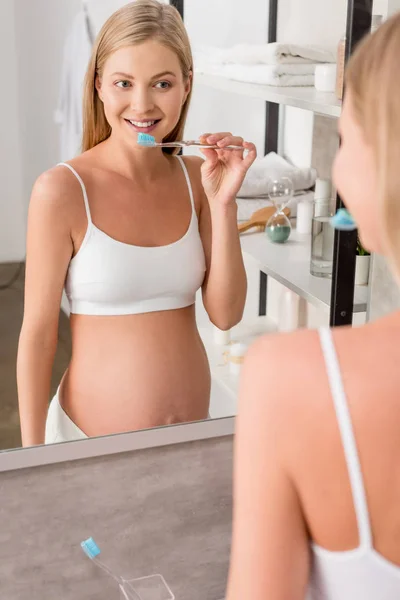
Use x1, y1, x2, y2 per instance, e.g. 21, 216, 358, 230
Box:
81, 538, 133, 600
81, 537, 122, 584
137, 132, 243, 149
330, 208, 357, 231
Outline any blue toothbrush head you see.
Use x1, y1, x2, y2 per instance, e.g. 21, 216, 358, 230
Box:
330, 208, 357, 231
137, 133, 157, 146
81, 537, 101, 559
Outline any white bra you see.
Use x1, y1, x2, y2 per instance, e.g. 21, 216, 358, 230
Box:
308, 328, 400, 599
60, 156, 206, 316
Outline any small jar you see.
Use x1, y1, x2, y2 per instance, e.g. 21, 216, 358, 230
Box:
315, 64, 337, 93
213, 325, 231, 346
228, 343, 248, 376
336, 35, 346, 100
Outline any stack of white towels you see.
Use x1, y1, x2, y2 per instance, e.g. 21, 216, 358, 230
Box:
194, 42, 336, 87
236, 152, 317, 221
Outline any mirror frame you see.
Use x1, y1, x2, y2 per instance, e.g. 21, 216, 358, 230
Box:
0, 416, 234, 473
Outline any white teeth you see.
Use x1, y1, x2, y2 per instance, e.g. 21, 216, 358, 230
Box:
129, 120, 156, 127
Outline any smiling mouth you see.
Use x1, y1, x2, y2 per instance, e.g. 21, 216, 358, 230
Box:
125, 119, 161, 133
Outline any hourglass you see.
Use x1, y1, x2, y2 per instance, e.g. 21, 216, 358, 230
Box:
266, 177, 294, 243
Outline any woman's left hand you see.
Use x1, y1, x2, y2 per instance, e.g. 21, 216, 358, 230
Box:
199, 132, 257, 207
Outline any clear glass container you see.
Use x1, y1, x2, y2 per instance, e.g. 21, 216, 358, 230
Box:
266, 212, 292, 243
120, 574, 175, 600
310, 198, 335, 278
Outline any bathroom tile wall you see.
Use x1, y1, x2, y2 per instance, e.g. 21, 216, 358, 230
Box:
0, 435, 233, 600
311, 115, 339, 182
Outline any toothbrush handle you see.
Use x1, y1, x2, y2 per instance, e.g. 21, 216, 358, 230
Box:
93, 557, 122, 585
159, 141, 243, 150
196, 144, 244, 150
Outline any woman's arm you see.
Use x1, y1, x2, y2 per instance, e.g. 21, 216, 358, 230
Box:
226, 333, 310, 600
199, 188, 246, 331
197, 133, 257, 330
17, 168, 74, 446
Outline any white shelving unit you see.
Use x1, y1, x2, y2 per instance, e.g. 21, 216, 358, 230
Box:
195, 72, 342, 118
196, 71, 369, 317
241, 230, 368, 313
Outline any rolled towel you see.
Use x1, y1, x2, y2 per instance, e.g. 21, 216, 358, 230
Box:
195, 63, 316, 87
238, 152, 317, 198
194, 43, 336, 67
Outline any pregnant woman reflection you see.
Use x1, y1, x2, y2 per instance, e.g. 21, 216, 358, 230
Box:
16, 0, 256, 446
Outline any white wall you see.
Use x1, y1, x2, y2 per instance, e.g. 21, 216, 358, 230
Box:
185, 0, 270, 156
14, 0, 81, 207
278, 0, 347, 168
0, 0, 81, 263
0, 0, 25, 262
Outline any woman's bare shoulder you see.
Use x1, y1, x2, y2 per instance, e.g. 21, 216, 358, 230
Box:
243, 319, 400, 414
246, 323, 376, 369
240, 329, 323, 418
31, 163, 84, 210
245, 328, 323, 377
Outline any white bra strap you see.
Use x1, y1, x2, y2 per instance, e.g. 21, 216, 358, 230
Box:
175, 155, 196, 215
57, 162, 92, 224
319, 327, 372, 548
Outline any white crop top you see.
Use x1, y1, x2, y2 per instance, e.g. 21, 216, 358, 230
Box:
307, 328, 400, 599
60, 157, 206, 315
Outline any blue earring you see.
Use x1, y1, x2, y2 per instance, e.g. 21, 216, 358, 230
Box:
330, 208, 357, 231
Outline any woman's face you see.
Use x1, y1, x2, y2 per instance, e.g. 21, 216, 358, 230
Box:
96, 40, 191, 147
333, 92, 382, 254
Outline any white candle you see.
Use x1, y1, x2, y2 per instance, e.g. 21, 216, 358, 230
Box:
314, 178, 332, 201
229, 342, 248, 375
213, 326, 231, 345
297, 200, 314, 234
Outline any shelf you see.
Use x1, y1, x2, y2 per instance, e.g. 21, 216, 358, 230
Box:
241, 230, 368, 313
195, 72, 342, 118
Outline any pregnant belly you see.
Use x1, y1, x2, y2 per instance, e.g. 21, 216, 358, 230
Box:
60, 308, 211, 437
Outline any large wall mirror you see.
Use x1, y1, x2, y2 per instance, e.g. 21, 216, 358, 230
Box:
2, 0, 384, 455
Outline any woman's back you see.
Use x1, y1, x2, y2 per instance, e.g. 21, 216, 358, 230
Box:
295, 318, 400, 567
227, 317, 400, 600
300, 322, 400, 598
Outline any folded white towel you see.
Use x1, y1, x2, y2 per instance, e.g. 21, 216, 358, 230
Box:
195, 43, 336, 67
238, 153, 317, 198
195, 63, 315, 87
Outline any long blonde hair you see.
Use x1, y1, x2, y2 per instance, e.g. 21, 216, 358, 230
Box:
82, 0, 193, 155
345, 12, 400, 274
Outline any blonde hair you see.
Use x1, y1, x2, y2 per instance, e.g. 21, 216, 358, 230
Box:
345, 13, 400, 274
82, 0, 193, 155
